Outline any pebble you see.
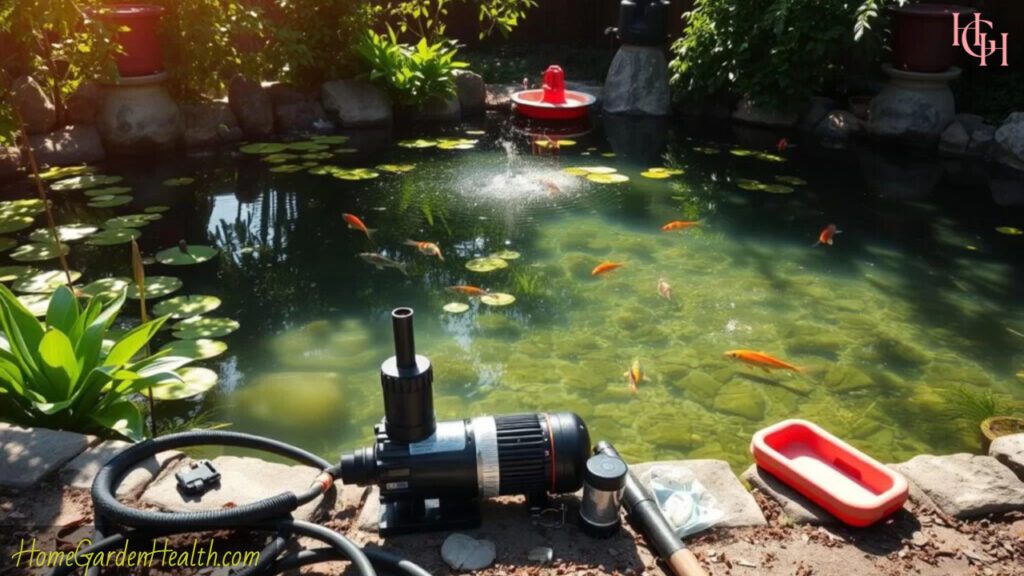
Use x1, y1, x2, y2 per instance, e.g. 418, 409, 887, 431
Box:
528, 546, 554, 564
441, 533, 496, 571
910, 531, 929, 547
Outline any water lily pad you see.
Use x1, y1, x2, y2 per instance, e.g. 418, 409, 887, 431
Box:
640, 170, 672, 180
536, 139, 576, 149
158, 338, 227, 360
480, 292, 516, 306
310, 135, 350, 144
144, 205, 170, 214
84, 186, 132, 197
996, 226, 1023, 236
162, 177, 195, 187
104, 215, 154, 230
562, 167, 591, 176
18, 294, 49, 317
308, 165, 338, 176
775, 175, 807, 186
151, 367, 219, 400
333, 147, 358, 154
79, 277, 131, 301
155, 245, 219, 266
0, 199, 46, 216
0, 214, 35, 234
331, 168, 378, 181
286, 142, 329, 152
172, 316, 240, 339
601, 152, 616, 158
730, 149, 756, 157
693, 146, 720, 154
86, 228, 142, 246
12, 270, 81, 294
587, 173, 630, 184
756, 152, 786, 162
10, 242, 69, 262
443, 302, 470, 314
398, 139, 437, 149
240, 142, 289, 154
377, 164, 416, 174
585, 166, 618, 175
438, 138, 478, 150
0, 266, 36, 283
270, 164, 305, 173
38, 165, 95, 180
0, 237, 17, 252
465, 130, 486, 136
152, 295, 222, 319
127, 276, 182, 299
300, 152, 333, 160
51, 174, 122, 191
492, 250, 520, 260
29, 224, 98, 243
262, 153, 299, 164
466, 257, 509, 273
87, 195, 133, 208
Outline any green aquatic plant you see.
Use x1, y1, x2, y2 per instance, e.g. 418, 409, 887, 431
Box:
944, 385, 1001, 427
354, 28, 468, 106
509, 268, 545, 297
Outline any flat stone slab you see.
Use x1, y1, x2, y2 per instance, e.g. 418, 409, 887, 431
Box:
59, 440, 183, 499
0, 424, 95, 490
632, 460, 766, 528
892, 453, 1024, 519
140, 456, 328, 522
990, 434, 1024, 481
742, 464, 838, 525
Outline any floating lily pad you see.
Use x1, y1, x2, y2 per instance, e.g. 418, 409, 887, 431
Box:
262, 153, 300, 164
730, 149, 756, 157
377, 164, 416, 174
144, 205, 170, 214
172, 316, 240, 339
300, 152, 333, 160
693, 146, 720, 154
308, 165, 338, 176
0, 214, 35, 234
158, 338, 227, 360
151, 367, 219, 400
585, 166, 617, 175
127, 276, 182, 299
155, 245, 219, 266
465, 130, 486, 136
601, 152, 616, 158
152, 295, 222, 319
587, 173, 630, 184
310, 135, 350, 144
562, 167, 591, 176
87, 195, 133, 208
162, 177, 195, 187
84, 186, 132, 197
239, 142, 289, 154
10, 242, 69, 262
736, 179, 793, 194
466, 257, 509, 273
480, 292, 516, 306
536, 139, 576, 149
331, 168, 378, 181
12, 270, 81, 294
86, 228, 142, 246
443, 302, 470, 314
51, 174, 122, 191
29, 224, 98, 243
286, 142, 329, 152
38, 165, 95, 181
0, 199, 46, 216
333, 147, 358, 154
398, 139, 437, 149
756, 152, 786, 163
996, 226, 1023, 236
731, 149, 786, 162
269, 164, 306, 173
491, 250, 520, 260
640, 170, 671, 180
0, 266, 35, 283
78, 277, 131, 301
0, 237, 17, 252
437, 138, 477, 150
18, 294, 49, 317
775, 175, 807, 186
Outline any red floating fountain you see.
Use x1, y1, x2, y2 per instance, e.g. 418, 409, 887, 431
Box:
511, 66, 596, 121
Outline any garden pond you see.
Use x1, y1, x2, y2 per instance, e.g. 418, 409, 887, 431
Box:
2, 115, 1024, 471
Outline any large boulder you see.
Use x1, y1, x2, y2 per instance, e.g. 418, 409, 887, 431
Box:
454, 70, 486, 116
990, 434, 1024, 481
228, 75, 274, 138
12, 76, 56, 134
867, 65, 959, 146
938, 121, 970, 156
485, 83, 519, 111
29, 125, 105, 166
798, 96, 836, 133
181, 101, 242, 148
969, 123, 996, 156
994, 112, 1024, 171
732, 97, 798, 128
65, 81, 101, 125
0, 146, 22, 180
891, 453, 1024, 519
268, 83, 332, 134
603, 45, 671, 116
321, 79, 392, 127
814, 110, 862, 149
97, 79, 182, 155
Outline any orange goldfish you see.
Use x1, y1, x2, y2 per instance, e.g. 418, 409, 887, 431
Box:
661, 220, 701, 232
624, 358, 643, 394
777, 138, 789, 152
815, 224, 841, 246
343, 213, 375, 239
447, 285, 489, 297
657, 278, 672, 300
725, 350, 801, 373
405, 240, 443, 261
592, 261, 624, 276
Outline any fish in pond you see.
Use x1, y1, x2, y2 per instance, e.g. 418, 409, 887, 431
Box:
358, 253, 408, 275
725, 350, 801, 373
815, 224, 841, 246
592, 261, 624, 276
777, 138, 789, 153
661, 220, 701, 232
179, 239, 189, 253
448, 285, 489, 297
657, 278, 672, 300
540, 178, 561, 195
624, 358, 643, 394
405, 240, 444, 261
343, 213, 375, 239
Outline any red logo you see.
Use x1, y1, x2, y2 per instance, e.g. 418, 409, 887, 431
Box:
953, 12, 1009, 67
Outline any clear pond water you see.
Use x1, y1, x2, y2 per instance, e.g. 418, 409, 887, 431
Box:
3, 115, 1024, 470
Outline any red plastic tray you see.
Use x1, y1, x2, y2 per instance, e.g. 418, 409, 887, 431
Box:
751, 419, 908, 527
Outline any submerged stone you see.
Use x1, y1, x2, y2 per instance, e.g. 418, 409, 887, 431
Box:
713, 380, 766, 421
823, 364, 874, 393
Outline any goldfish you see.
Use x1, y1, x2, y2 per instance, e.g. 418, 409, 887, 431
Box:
540, 178, 561, 195
624, 358, 643, 394
447, 285, 489, 297
592, 261, 624, 276
405, 240, 444, 261
657, 278, 672, 300
661, 220, 701, 232
725, 350, 801, 373
343, 213, 375, 239
359, 252, 408, 275
777, 138, 789, 152
815, 224, 841, 246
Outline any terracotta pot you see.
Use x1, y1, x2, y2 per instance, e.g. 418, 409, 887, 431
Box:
980, 416, 1024, 452
92, 4, 166, 77
891, 4, 974, 73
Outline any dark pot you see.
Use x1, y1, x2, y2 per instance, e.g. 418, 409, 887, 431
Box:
92, 4, 166, 77
891, 4, 974, 73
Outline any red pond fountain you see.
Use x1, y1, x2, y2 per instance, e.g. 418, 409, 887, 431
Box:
511, 66, 596, 121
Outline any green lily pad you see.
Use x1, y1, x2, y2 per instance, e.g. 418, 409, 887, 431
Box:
377, 164, 416, 174
640, 170, 671, 180
756, 152, 786, 162
0, 237, 17, 252
12, 270, 81, 294
562, 167, 591, 176
730, 149, 756, 157
29, 224, 98, 243
466, 257, 509, 273
398, 139, 437, 149
162, 177, 195, 187
269, 164, 306, 173
240, 142, 289, 154
310, 135, 350, 144
155, 244, 219, 266
0, 266, 36, 283
151, 367, 219, 400
693, 146, 720, 154
0, 214, 35, 234
18, 294, 49, 317
443, 302, 470, 314
87, 195, 133, 208
78, 277, 131, 301
584, 166, 617, 174
38, 165, 95, 181
331, 168, 378, 181
300, 152, 333, 160
736, 179, 793, 194
172, 316, 240, 339
536, 139, 576, 149
261, 153, 299, 164
996, 226, 1023, 236
0, 199, 46, 216
84, 186, 132, 197
587, 173, 630, 184
10, 242, 69, 262
127, 276, 182, 299
51, 174, 122, 191
480, 292, 516, 306
491, 250, 520, 260
158, 338, 228, 360
308, 165, 338, 176
144, 205, 170, 214
437, 138, 477, 150
106, 214, 155, 229
286, 142, 330, 152
335, 147, 360, 154
601, 152, 616, 158
775, 175, 807, 186
86, 228, 142, 246
152, 295, 222, 319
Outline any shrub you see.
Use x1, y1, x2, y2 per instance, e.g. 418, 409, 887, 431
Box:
355, 28, 468, 106
266, 0, 374, 88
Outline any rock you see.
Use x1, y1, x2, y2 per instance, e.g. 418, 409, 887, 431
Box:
603, 45, 671, 116
674, 370, 722, 408
938, 122, 970, 156
140, 456, 329, 522
955, 113, 985, 133
891, 454, 1024, 519
742, 464, 839, 525
799, 96, 836, 133
0, 146, 22, 179
823, 364, 873, 393
732, 97, 798, 128
441, 533, 496, 571
228, 75, 274, 138
713, 380, 765, 421
814, 110, 862, 149
268, 83, 331, 134
65, 81, 100, 125
400, 94, 461, 123
182, 101, 242, 148
485, 83, 519, 110
527, 546, 553, 564
321, 79, 392, 128
29, 125, 105, 166
60, 440, 183, 498
356, 486, 381, 532
454, 70, 486, 116
0, 424, 95, 490
867, 65, 959, 145
632, 460, 767, 528
994, 113, 1024, 171
990, 434, 1024, 481
97, 78, 182, 154
968, 124, 996, 155
12, 76, 56, 134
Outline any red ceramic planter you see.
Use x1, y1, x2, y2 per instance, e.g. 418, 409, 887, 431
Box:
891, 4, 974, 73
93, 4, 166, 77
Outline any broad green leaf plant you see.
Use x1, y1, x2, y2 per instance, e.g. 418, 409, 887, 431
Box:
0, 285, 191, 441
355, 28, 469, 106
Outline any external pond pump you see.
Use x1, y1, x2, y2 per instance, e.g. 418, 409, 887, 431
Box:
340, 308, 591, 535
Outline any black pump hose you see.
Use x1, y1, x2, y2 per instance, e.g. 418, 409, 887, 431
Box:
50, 430, 431, 576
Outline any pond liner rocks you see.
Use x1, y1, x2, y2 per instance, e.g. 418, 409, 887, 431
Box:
228, 74, 274, 138
12, 75, 56, 134
29, 125, 105, 166
182, 101, 242, 148
98, 72, 183, 155
321, 79, 393, 128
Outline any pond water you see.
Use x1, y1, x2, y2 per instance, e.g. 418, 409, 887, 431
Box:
3, 114, 1024, 470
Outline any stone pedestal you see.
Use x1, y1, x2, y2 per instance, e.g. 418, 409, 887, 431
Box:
98, 72, 182, 155
867, 65, 960, 146
602, 45, 671, 116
